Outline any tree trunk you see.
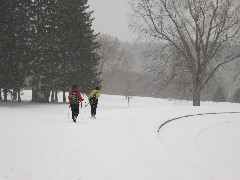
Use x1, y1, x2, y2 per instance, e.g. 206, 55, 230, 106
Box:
43, 90, 50, 103
192, 84, 201, 106
193, 91, 200, 106
51, 91, 54, 103
32, 87, 38, 102
17, 90, 21, 102
12, 89, 17, 100
3, 88, 8, 102
63, 91, 66, 102
54, 90, 58, 102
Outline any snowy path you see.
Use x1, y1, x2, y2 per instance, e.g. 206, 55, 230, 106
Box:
1, 95, 240, 180
158, 112, 240, 180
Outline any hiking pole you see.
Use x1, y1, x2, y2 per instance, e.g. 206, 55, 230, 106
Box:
68, 105, 71, 120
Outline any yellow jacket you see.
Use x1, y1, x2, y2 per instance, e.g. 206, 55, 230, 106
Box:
88, 89, 100, 99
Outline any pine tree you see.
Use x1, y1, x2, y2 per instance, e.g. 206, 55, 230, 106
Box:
30, 0, 61, 102
0, 1, 101, 103
55, 0, 101, 94
0, 0, 33, 101
29, 0, 101, 102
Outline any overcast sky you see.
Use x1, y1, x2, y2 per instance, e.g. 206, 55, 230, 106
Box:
88, 0, 134, 42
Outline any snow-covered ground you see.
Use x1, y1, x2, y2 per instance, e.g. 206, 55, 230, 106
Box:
1, 90, 240, 180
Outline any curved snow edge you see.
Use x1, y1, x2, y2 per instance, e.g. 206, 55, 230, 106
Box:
157, 112, 240, 133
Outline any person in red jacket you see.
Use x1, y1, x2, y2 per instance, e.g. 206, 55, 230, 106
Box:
68, 85, 83, 122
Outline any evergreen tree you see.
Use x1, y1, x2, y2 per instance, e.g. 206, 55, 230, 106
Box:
30, 0, 61, 102
0, 0, 33, 101
30, 0, 101, 102
55, 0, 101, 94
0, 0, 101, 103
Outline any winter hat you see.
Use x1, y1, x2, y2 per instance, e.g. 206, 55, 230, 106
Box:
73, 85, 77, 89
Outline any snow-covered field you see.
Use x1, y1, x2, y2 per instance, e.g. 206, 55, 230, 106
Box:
1, 90, 240, 180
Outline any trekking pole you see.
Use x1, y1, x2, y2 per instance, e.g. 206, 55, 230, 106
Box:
68, 105, 71, 120
85, 102, 89, 107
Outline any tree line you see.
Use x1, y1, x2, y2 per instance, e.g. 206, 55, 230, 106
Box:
0, 0, 101, 103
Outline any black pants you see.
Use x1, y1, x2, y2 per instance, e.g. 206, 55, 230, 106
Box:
91, 104, 97, 116
71, 104, 79, 119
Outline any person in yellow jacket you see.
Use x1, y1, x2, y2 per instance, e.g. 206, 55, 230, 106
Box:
88, 86, 100, 118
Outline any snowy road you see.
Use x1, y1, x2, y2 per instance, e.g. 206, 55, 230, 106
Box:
1, 94, 240, 180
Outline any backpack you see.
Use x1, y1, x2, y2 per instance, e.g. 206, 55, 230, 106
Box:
89, 93, 98, 105
71, 92, 78, 105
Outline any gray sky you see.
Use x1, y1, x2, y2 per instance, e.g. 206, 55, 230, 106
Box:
88, 0, 133, 42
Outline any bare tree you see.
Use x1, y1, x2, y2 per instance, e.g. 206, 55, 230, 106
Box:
97, 34, 120, 74
97, 34, 135, 91
129, 0, 240, 105
141, 42, 193, 99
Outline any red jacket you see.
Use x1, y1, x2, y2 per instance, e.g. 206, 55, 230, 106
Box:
68, 88, 83, 103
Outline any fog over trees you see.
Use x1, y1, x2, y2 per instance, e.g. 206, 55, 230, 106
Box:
129, 0, 240, 106
98, 37, 240, 104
